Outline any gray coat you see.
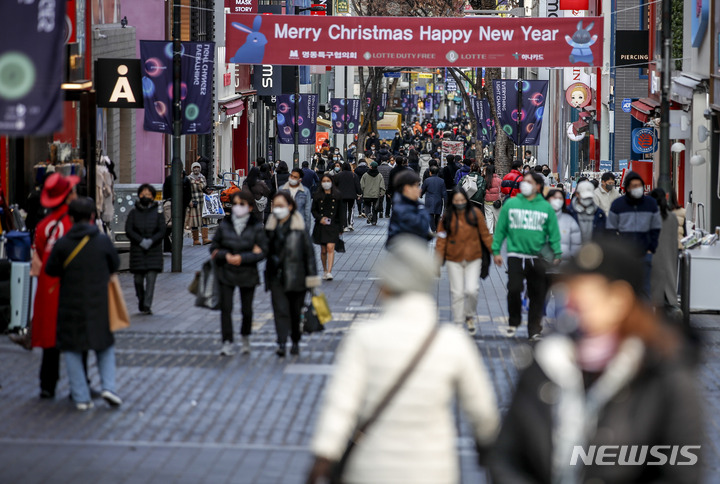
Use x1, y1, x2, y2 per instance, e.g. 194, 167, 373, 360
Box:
650, 212, 679, 307
557, 212, 582, 260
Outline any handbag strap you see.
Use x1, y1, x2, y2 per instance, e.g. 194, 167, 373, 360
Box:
344, 325, 440, 450
63, 235, 90, 269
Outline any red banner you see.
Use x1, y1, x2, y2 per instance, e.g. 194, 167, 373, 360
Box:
226, 14, 603, 67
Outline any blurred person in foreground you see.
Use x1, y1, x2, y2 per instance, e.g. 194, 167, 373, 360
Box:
45, 197, 122, 411
490, 238, 703, 484
387, 170, 432, 245
307, 235, 499, 484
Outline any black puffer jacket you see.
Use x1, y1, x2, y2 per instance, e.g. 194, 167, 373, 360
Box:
45, 223, 120, 352
333, 169, 361, 200
209, 215, 268, 287
265, 211, 318, 292
125, 201, 165, 272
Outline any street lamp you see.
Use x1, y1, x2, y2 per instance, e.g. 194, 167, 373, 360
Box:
292, 5, 327, 169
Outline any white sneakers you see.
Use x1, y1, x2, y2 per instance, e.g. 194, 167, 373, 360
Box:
504, 326, 517, 337
323, 272, 334, 281
76, 401, 94, 411
101, 390, 123, 408
219, 342, 235, 356
465, 317, 476, 336
240, 337, 251, 355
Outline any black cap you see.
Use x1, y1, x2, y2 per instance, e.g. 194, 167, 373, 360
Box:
562, 237, 644, 294
623, 170, 643, 190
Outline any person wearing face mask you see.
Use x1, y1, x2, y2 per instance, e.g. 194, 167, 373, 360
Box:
592, 172, 620, 214
265, 192, 320, 357
492, 173, 562, 341
279, 168, 313, 231
333, 162, 362, 232
210, 191, 268, 356
606, 171, 661, 299
435, 187, 493, 335
567, 180, 608, 243
490, 238, 702, 484
188, 161, 209, 245
125, 184, 165, 315
312, 174, 344, 280
546, 189, 581, 261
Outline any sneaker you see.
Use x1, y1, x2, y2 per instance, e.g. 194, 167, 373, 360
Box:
325, 272, 333, 281
76, 401, 94, 411
322, 272, 329, 280
367, 219, 371, 225
219, 342, 235, 356
343, 227, 350, 233
359, 213, 366, 218
40, 390, 54, 400
504, 326, 517, 337
290, 342, 299, 356
276, 345, 286, 357
465, 317, 476, 336
529, 333, 543, 342
101, 390, 123, 408
240, 337, 251, 355
349, 225, 354, 231
142, 307, 153, 315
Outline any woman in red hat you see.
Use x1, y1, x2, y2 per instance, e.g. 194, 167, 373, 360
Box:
30, 173, 82, 399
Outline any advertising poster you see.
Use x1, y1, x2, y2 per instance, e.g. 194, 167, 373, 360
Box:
226, 14, 603, 67
493, 79, 548, 145
0, 1, 66, 135
276, 94, 318, 144
330, 98, 360, 134
472, 97, 496, 144
181, 42, 215, 134
442, 140, 464, 164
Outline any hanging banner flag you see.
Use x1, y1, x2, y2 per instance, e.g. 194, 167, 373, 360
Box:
493, 79, 548, 146
0, 1, 66, 135
410, 95, 419, 116
367, 93, 387, 120
330, 98, 360, 134
425, 96, 433, 114
276, 94, 319, 144
141, 41, 215, 134
401, 94, 410, 120
226, 14, 603, 67
434, 92, 442, 109
472, 97, 496, 144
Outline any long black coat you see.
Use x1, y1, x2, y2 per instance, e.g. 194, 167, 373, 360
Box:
209, 215, 268, 287
333, 170, 361, 200
45, 223, 120, 352
265, 212, 318, 292
125, 202, 165, 273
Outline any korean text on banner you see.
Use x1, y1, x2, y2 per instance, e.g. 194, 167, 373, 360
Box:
330, 98, 360, 134
226, 14, 603, 68
276, 94, 319, 145
0, 1, 66, 135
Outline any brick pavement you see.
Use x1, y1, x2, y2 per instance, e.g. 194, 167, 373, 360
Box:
1, 214, 719, 483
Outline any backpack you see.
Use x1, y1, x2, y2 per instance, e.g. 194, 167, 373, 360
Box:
219, 183, 241, 204
461, 173, 480, 198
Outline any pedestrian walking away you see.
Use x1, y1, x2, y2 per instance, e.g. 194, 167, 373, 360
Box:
210, 190, 268, 356
333, 162, 361, 232
360, 161, 385, 225
307, 235, 499, 484
265, 192, 321, 357
312, 174, 344, 281
45, 197, 122, 411
492, 172, 562, 340
421, 165, 446, 233
125, 184, 165, 315
648, 188, 680, 313
435, 187, 493, 336
387, 170, 432, 245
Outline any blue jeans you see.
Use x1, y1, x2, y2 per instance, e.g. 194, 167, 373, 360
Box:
64, 346, 116, 403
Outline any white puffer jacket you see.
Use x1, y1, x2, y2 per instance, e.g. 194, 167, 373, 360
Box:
557, 211, 582, 260
311, 292, 499, 484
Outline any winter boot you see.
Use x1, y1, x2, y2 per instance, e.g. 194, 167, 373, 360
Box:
201, 227, 212, 245
192, 229, 201, 246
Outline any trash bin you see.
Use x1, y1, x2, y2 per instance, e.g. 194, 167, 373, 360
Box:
5, 231, 31, 262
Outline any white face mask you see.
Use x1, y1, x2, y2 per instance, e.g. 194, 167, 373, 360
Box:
273, 206, 290, 220
550, 198, 564, 212
629, 187, 644, 199
580, 197, 594, 207
321, 182, 333, 190
288, 178, 300, 186
232, 204, 250, 218
520, 181, 534, 197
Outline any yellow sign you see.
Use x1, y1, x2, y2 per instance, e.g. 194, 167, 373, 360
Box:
418, 73, 433, 79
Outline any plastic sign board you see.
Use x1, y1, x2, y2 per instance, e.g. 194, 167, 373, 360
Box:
621, 98, 632, 113
226, 14, 603, 67
599, 160, 612, 171
225, 0, 257, 13
96, 59, 143, 108
631, 127, 657, 154
560, 0, 589, 9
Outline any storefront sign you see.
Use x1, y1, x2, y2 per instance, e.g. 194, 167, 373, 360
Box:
335, 0, 349, 14
224, 0, 257, 14
330, 98, 360, 134
615, 30, 649, 68
493, 79, 549, 146
0, 1, 66, 135
631, 127, 657, 154
226, 14, 603, 67
565, 82, 591, 108
630, 160, 653, 193
599, 159, 612, 171
95, 59, 143, 108
621, 98, 632, 113
560, 0, 588, 9
276, 94, 318, 145
252, 64, 282, 96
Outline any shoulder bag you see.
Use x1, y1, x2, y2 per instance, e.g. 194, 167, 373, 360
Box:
329, 325, 440, 484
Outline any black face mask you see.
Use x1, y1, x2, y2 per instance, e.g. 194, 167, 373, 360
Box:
139, 197, 153, 207
542, 170, 550, 176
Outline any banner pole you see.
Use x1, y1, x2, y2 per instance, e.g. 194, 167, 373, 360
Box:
171, 0, 183, 272
517, 78, 522, 162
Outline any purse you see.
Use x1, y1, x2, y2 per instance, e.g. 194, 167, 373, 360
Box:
493, 199, 502, 209
108, 274, 130, 332
195, 260, 221, 310
302, 301, 324, 334
311, 290, 332, 325
329, 326, 440, 484
335, 237, 346, 253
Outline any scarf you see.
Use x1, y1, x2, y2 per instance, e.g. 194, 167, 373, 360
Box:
232, 213, 249, 235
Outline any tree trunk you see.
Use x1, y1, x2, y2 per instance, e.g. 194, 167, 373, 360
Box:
485, 67, 514, 175
388, 77, 400, 107
358, 67, 384, 158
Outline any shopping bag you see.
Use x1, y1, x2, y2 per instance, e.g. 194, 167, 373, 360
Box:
311, 291, 332, 325
335, 238, 346, 253
108, 275, 130, 332
302, 302, 324, 334
188, 271, 200, 295
195, 260, 221, 310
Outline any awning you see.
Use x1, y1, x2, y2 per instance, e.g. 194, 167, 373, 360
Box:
220, 98, 244, 116
671, 73, 706, 101
630, 97, 660, 123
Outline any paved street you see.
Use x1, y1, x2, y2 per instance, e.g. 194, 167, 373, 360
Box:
1, 215, 720, 483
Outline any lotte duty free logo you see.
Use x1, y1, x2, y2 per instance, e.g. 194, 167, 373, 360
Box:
632, 127, 657, 154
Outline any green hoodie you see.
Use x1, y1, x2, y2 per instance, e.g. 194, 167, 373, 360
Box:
491, 193, 562, 258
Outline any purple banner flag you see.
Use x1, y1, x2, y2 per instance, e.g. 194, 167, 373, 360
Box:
141, 41, 215, 134
276, 94, 318, 145
410, 95, 419, 116
0, 1, 66, 135
331, 98, 360, 134
425, 96, 433, 114
472, 97, 496, 144
401, 94, 410, 120
492, 79, 548, 146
